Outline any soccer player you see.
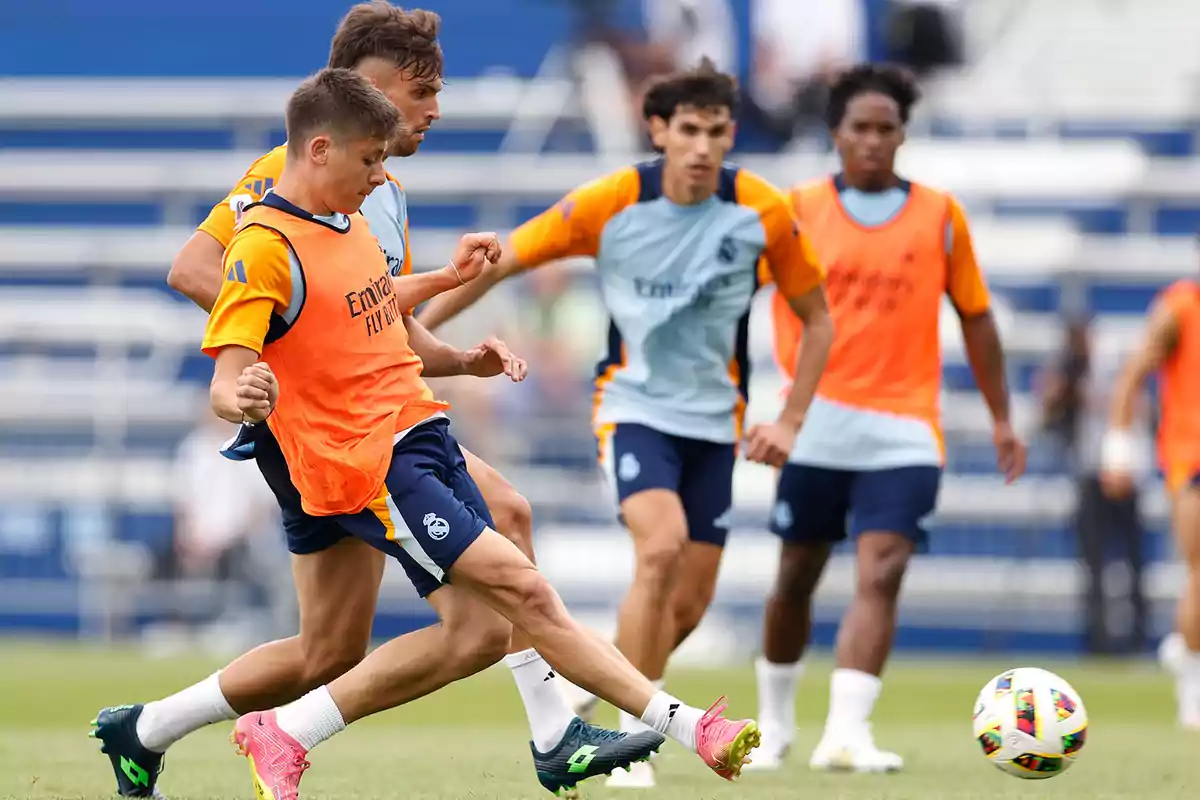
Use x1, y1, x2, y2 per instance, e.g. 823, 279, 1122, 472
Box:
1103, 279, 1200, 730
418, 59, 834, 788
208, 67, 759, 799
748, 64, 1027, 772
91, 5, 626, 797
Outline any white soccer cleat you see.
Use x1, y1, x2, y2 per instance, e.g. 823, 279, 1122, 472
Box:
809, 731, 903, 773
740, 727, 791, 771
605, 759, 655, 788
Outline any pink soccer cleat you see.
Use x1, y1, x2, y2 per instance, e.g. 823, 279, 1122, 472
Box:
231, 710, 310, 800
695, 696, 761, 781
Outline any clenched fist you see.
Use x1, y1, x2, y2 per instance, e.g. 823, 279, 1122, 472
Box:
237, 361, 278, 423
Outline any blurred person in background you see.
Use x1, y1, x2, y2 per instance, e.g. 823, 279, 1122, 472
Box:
1103, 277, 1200, 731
419, 58, 834, 788
748, 0, 865, 147
165, 408, 286, 652
1039, 316, 1149, 657
750, 63, 1025, 773
882, 0, 964, 78
562, 0, 737, 153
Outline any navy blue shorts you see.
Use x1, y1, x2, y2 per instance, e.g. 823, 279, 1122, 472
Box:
770, 464, 942, 548
222, 417, 489, 597
598, 423, 735, 546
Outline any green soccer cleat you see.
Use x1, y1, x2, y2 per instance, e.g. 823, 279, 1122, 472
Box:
90, 705, 166, 798
531, 716, 665, 796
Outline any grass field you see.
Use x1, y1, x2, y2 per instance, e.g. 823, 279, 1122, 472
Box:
0, 641, 1193, 799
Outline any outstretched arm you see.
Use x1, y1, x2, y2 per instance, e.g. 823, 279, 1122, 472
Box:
418, 168, 638, 332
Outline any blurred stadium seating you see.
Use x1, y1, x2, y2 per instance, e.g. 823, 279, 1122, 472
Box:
0, 0, 1197, 657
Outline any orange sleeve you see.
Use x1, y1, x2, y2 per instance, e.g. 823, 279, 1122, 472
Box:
945, 196, 991, 316
201, 226, 293, 358
196, 148, 287, 248
508, 167, 640, 269
737, 171, 825, 299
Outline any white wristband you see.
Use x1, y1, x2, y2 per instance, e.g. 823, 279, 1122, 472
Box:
1101, 428, 1135, 472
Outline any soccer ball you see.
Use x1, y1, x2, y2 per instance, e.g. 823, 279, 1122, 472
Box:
971, 667, 1088, 779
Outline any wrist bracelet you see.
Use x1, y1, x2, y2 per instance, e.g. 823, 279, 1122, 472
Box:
448, 259, 466, 285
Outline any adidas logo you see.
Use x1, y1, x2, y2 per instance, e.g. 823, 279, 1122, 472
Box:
543, 669, 557, 682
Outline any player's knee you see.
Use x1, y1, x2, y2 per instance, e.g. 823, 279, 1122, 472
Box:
491, 488, 534, 546
856, 549, 911, 599
634, 533, 688, 586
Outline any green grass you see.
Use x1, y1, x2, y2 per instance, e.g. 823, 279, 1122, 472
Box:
0, 641, 1193, 799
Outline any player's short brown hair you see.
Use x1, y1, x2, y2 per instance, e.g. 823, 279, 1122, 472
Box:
642, 57, 739, 122
285, 68, 402, 155
328, 2, 444, 80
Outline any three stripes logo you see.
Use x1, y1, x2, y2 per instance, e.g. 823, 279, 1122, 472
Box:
226, 259, 248, 284
666, 703, 680, 724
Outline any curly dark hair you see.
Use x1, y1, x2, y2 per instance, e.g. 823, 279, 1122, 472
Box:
825, 63, 921, 129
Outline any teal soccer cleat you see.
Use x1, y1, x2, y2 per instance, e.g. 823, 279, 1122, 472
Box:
531, 716, 665, 796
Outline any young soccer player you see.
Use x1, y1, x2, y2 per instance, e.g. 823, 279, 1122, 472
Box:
207, 67, 758, 799
418, 59, 833, 788
1103, 277, 1200, 730
90, 5, 610, 797
749, 64, 1026, 772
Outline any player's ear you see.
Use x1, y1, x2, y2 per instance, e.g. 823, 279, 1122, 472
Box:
648, 116, 670, 150
309, 135, 332, 165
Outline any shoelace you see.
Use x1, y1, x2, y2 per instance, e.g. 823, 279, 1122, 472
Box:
579, 723, 627, 743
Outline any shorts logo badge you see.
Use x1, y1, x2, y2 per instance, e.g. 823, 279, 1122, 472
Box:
772, 500, 793, 530
618, 452, 641, 482
423, 512, 450, 540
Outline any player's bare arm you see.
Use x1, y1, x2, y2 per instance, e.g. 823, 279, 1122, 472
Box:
1103, 300, 1179, 496
417, 246, 522, 332
403, 315, 527, 381
745, 284, 834, 468
392, 231, 502, 311
958, 309, 1026, 482
210, 346, 278, 424
169, 231, 226, 313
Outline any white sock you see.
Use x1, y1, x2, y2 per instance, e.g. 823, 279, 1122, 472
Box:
619, 679, 664, 735
640, 690, 703, 753
756, 657, 803, 739
825, 668, 882, 740
275, 686, 346, 752
135, 671, 237, 752
504, 648, 575, 752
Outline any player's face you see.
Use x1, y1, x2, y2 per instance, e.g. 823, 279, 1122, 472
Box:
372, 66, 443, 158
834, 92, 905, 185
653, 105, 735, 196
321, 135, 389, 214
